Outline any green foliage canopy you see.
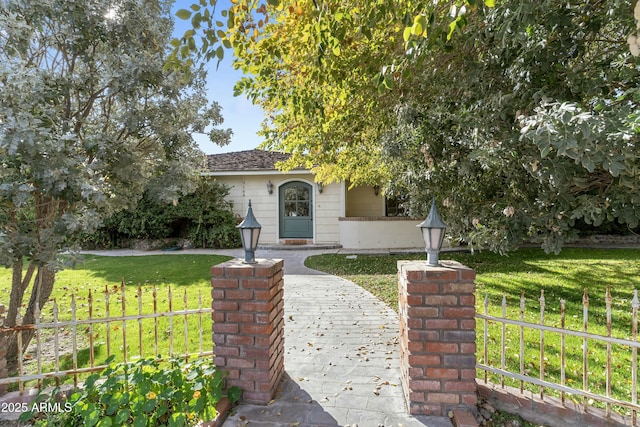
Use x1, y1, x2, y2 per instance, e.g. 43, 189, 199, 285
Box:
177, 0, 640, 253
0, 0, 231, 360
173, 0, 494, 186
0, 0, 230, 266
85, 179, 241, 249
385, 0, 640, 253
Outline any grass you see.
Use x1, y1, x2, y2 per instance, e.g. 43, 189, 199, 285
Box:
2, 247, 639, 419
305, 247, 640, 417
0, 254, 233, 386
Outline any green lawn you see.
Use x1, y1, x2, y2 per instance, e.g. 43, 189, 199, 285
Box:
305, 247, 640, 415
3, 248, 639, 416
0, 254, 233, 385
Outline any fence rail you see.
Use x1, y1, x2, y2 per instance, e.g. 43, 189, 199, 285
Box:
477, 287, 640, 425
0, 282, 213, 394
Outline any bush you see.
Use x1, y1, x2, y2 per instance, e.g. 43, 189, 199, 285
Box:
20, 356, 242, 427
80, 179, 242, 249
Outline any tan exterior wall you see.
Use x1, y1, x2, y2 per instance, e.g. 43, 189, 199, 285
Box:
210, 173, 343, 245
210, 173, 426, 249
338, 217, 424, 249
312, 179, 343, 244
345, 184, 385, 217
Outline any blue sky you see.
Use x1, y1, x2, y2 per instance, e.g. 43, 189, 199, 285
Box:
172, 2, 265, 154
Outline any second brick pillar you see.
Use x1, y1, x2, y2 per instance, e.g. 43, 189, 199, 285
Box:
211, 258, 285, 404
398, 260, 477, 416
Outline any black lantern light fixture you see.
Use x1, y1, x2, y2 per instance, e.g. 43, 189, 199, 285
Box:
266, 180, 274, 195
417, 198, 447, 266
237, 200, 262, 264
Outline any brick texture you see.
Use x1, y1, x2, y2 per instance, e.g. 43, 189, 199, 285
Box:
212, 259, 284, 405
398, 260, 477, 416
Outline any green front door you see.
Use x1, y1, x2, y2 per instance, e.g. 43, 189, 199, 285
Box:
279, 181, 313, 239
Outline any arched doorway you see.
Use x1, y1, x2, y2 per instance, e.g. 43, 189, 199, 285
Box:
279, 181, 313, 239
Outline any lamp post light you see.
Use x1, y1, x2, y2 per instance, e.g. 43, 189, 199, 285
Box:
237, 200, 262, 264
417, 198, 447, 266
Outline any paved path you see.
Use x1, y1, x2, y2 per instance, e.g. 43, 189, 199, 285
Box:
222, 273, 452, 427
83, 247, 453, 427
81, 247, 340, 275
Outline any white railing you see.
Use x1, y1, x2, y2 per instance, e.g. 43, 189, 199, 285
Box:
0, 282, 213, 394
477, 287, 640, 424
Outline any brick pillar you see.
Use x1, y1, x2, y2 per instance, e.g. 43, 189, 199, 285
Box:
211, 259, 284, 404
398, 260, 477, 416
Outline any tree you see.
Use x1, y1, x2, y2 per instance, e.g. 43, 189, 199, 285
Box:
172, 0, 495, 186
178, 0, 640, 253
0, 0, 230, 370
384, 0, 640, 253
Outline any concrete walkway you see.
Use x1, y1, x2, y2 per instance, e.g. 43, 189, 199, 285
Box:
83, 247, 453, 427
222, 273, 452, 427
81, 247, 338, 275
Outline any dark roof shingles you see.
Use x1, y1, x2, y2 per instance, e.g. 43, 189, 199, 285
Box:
206, 149, 292, 172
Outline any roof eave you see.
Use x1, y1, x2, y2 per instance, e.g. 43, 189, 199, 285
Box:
201, 168, 311, 177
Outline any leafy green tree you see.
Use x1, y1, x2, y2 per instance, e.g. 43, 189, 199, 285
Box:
0, 0, 230, 368
178, 0, 639, 253
385, 0, 640, 253
172, 0, 495, 186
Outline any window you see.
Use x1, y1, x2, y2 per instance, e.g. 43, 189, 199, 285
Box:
385, 194, 409, 217
283, 185, 310, 217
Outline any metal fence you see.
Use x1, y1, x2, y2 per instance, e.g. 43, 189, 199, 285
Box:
477, 287, 640, 424
0, 282, 213, 394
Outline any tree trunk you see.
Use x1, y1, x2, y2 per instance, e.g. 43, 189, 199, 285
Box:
5, 260, 35, 328
6, 259, 23, 329
5, 264, 56, 376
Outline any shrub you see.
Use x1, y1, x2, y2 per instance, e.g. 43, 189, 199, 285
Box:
20, 356, 242, 427
80, 178, 242, 249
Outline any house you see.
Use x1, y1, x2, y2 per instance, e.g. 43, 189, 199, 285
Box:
204, 149, 425, 250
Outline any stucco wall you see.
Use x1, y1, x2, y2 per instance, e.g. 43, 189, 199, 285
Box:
314, 180, 344, 244
345, 184, 384, 217
338, 217, 425, 249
